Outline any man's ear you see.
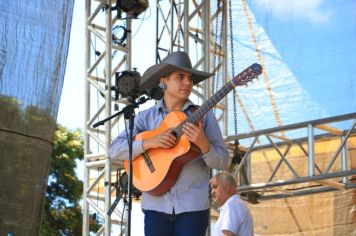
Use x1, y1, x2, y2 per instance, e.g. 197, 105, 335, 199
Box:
222, 181, 230, 190
222, 181, 235, 193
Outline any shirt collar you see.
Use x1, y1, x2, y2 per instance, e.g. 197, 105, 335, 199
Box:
218, 194, 240, 211
157, 99, 196, 113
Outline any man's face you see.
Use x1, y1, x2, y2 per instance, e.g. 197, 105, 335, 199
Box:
161, 70, 193, 100
210, 178, 230, 206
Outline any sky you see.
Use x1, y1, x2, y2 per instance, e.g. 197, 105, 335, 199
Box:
57, 0, 356, 234
57, 1, 85, 129
227, 0, 356, 137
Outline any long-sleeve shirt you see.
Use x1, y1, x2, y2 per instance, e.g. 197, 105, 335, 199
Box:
109, 99, 231, 214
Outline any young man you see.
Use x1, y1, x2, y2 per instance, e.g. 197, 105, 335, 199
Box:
210, 171, 254, 236
109, 51, 230, 236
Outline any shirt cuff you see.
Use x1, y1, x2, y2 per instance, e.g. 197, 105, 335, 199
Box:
202, 147, 214, 161
133, 140, 144, 158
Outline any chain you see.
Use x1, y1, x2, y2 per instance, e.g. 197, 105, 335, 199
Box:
228, 0, 239, 143
177, 0, 182, 49
212, 0, 223, 96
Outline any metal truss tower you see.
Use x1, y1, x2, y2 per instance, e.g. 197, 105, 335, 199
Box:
82, 0, 356, 235
82, 0, 228, 235
83, 0, 134, 235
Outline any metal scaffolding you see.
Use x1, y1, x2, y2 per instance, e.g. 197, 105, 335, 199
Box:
83, 0, 133, 235
82, 0, 356, 235
225, 113, 356, 203
82, 0, 228, 235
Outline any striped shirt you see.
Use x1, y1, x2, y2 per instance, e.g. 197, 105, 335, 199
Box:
109, 99, 230, 214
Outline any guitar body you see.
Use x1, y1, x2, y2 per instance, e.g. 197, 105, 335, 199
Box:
123, 111, 201, 196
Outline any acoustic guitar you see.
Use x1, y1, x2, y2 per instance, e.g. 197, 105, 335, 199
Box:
123, 63, 262, 196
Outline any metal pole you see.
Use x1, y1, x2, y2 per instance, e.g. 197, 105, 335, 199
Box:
83, 0, 91, 235
341, 135, 348, 184
308, 124, 315, 176
104, 3, 112, 235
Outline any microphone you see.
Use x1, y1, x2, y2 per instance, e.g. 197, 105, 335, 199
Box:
115, 70, 166, 100
144, 83, 166, 100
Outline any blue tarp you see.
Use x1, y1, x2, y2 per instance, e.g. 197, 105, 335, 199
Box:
226, 0, 356, 135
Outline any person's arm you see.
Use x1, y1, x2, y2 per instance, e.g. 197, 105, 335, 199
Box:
199, 110, 231, 170
109, 112, 146, 163
109, 107, 177, 163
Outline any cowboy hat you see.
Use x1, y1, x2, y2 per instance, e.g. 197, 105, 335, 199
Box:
139, 51, 214, 89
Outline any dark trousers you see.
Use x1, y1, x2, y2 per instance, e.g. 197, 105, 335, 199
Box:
143, 209, 209, 236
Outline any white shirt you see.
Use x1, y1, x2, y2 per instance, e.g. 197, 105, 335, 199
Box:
213, 195, 254, 236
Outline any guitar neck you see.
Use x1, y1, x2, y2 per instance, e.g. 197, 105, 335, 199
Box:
173, 63, 262, 138
189, 81, 235, 123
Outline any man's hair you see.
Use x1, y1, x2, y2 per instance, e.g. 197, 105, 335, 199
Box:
212, 171, 237, 188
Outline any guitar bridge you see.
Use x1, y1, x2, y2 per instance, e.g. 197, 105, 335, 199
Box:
142, 152, 155, 173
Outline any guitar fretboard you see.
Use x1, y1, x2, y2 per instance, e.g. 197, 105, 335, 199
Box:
172, 63, 262, 138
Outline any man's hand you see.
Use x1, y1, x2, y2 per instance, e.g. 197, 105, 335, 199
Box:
142, 129, 177, 150
182, 121, 211, 154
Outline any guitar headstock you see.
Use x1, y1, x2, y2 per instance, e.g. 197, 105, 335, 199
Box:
195, 63, 263, 119
234, 63, 263, 86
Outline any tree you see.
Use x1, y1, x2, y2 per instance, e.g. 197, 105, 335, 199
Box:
0, 95, 58, 235
40, 125, 85, 235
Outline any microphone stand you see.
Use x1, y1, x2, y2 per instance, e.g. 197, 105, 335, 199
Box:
93, 96, 151, 236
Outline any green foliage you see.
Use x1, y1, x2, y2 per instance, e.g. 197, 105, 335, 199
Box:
39, 125, 85, 235
0, 94, 101, 234
0, 95, 58, 235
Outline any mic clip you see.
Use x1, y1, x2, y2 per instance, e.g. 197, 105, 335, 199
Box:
145, 83, 166, 100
